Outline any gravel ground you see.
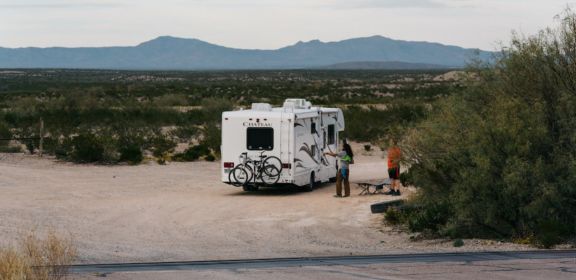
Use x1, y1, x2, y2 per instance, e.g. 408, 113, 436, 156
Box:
0, 145, 533, 264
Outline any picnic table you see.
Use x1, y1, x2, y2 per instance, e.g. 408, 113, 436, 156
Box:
356, 178, 392, 195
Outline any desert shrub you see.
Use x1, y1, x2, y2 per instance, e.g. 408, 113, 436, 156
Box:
363, 144, 371, 151
69, 133, 117, 163
0, 145, 22, 153
200, 97, 233, 123
399, 170, 413, 186
41, 137, 58, 155
401, 10, 576, 246
173, 144, 211, 161
117, 133, 144, 164
383, 208, 403, 225
0, 122, 15, 152
118, 143, 143, 164
0, 230, 77, 280
453, 239, 464, 247
25, 141, 35, 154
0, 122, 11, 139
21, 230, 77, 280
342, 104, 427, 142
54, 138, 73, 160
205, 154, 216, 162
70, 134, 104, 163
201, 125, 221, 157
154, 93, 189, 107
404, 197, 452, 233
173, 126, 199, 140
0, 248, 29, 280
150, 135, 176, 158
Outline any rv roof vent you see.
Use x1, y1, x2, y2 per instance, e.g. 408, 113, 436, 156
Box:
251, 103, 272, 111
283, 98, 311, 109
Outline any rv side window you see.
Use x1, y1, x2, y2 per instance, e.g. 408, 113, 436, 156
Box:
311, 122, 317, 134
328, 124, 335, 145
247, 127, 274, 151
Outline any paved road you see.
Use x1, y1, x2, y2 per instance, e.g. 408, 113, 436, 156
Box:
71, 250, 576, 274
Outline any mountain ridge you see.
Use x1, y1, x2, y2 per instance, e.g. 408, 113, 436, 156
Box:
0, 36, 492, 70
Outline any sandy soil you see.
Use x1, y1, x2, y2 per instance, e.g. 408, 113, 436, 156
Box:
0, 145, 530, 264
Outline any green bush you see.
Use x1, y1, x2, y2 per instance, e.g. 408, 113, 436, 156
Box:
25, 141, 35, 154
53, 137, 73, 159
342, 104, 427, 142
70, 134, 105, 163
119, 144, 143, 164
205, 154, 216, 162
117, 134, 144, 164
0, 145, 21, 153
69, 133, 118, 163
453, 239, 464, 247
173, 144, 211, 161
201, 125, 221, 157
0, 122, 11, 139
384, 208, 403, 225
150, 136, 176, 158
402, 10, 576, 246
399, 170, 412, 186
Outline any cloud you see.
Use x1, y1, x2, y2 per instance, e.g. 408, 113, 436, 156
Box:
0, 0, 121, 9
329, 0, 446, 9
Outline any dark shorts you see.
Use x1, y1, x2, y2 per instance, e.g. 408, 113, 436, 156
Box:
388, 167, 400, 179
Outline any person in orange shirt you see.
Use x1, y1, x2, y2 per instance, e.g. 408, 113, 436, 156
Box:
386, 138, 402, 196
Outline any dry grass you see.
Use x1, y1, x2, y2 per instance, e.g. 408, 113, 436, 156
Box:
0, 230, 77, 280
0, 248, 30, 280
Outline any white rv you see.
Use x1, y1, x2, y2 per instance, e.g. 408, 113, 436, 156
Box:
221, 99, 345, 191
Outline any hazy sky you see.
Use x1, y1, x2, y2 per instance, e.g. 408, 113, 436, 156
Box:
0, 0, 573, 50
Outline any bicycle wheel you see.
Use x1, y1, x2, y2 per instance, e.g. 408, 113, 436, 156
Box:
230, 166, 250, 186
235, 163, 254, 183
262, 156, 282, 176
260, 165, 281, 185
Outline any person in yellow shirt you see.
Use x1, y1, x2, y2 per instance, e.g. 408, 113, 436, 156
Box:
386, 138, 401, 196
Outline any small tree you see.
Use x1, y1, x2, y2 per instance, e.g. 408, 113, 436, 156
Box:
402, 9, 576, 246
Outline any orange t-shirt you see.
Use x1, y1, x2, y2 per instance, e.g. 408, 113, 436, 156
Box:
387, 146, 401, 168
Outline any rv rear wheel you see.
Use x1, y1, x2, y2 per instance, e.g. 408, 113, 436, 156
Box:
303, 172, 315, 192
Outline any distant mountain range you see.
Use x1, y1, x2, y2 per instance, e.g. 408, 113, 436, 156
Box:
0, 36, 492, 70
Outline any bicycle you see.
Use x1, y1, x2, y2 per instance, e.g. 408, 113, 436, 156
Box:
229, 151, 283, 187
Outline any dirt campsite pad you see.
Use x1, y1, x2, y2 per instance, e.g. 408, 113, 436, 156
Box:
0, 146, 530, 264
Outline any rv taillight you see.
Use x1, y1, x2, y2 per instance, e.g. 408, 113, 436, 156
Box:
224, 162, 234, 168
282, 163, 292, 169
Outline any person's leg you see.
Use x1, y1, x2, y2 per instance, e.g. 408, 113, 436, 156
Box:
396, 168, 400, 190
387, 168, 397, 192
335, 170, 343, 196
343, 169, 350, 197
395, 167, 401, 195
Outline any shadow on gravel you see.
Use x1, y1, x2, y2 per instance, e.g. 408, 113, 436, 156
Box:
227, 183, 334, 196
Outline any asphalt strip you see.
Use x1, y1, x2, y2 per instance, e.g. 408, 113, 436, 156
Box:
68, 250, 576, 273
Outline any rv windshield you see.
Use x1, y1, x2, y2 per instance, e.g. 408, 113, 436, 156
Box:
247, 127, 274, 150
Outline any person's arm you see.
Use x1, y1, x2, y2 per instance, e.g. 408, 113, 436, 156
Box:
324, 152, 337, 157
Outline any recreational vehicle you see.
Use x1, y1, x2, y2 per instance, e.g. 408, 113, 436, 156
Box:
221, 99, 345, 191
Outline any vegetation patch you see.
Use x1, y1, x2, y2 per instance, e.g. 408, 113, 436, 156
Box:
0, 230, 77, 280
400, 10, 576, 247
